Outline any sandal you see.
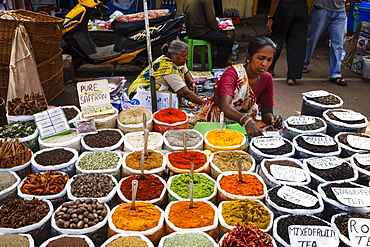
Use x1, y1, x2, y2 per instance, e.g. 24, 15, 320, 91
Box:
329, 77, 347, 86
302, 67, 308, 73
286, 78, 296, 86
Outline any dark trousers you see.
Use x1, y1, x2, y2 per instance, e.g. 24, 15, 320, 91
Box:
190, 30, 233, 68
269, 0, 308, 79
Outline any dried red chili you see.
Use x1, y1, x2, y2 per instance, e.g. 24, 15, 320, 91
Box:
120, 175, 164, 201
168, 151, 207, 170
220, 174, 264, 197
20, 170, 69, 195
154, 108, 187, 124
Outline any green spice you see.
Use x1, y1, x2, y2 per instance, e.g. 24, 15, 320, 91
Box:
78, 151, 120, 170
0, 172, 17, 191
0, 234, 29, 247
0, 122, 36, 138
170, 173, 214, 199
163, 233, 214, 247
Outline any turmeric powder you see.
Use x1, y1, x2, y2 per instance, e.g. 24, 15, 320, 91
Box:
206, 129, 244, 147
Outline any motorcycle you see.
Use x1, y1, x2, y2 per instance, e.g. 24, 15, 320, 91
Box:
61, 0, 185, 71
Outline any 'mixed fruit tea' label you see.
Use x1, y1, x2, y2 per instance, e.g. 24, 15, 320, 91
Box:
288, 225, 337, 246
347, 135, 370, 150
308, 156, 344, 170
277, 185, 318, 207
287, 116, 316, 125
302, 136, 336, 146
253, 137, 285, 149
302, 90, 329, 98
331, 187, 370, 207
270, 165, 306, 182
348, 218, 370, 246
355, 153, 370, 166
332, 111, 364, 121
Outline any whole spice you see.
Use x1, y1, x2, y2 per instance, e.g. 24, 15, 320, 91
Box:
0, 234, 29, 247
0, 121, 36, 138
118, 106, 151, 125
211, 151, 253, 172
154, 108, 187, 123
222, 200, 271, 230
334, 213, 370, 238
63, 107, 79, 121
7, 92, 47, 116
78, 151, 120, 170
126, 150, 163, 170
71, 173, 116, 198
126, 131, 162, 149
120, 175, 164, 201
0, 139, 32, 168
170, 173, 214, 199
83, 130, 122, 148
165, 129, 202, 147
34, 148, 74, 166
220, 223, 274, 247
112, 202, 161, 231
206, 129, 244, 147
106, 236, 148, 247
46, 237, 89, 247
0, 198, 50, 228
0, 172, 17, 191
163, 233, 214, 247
220, 174, 264, 197
168, 151, 207, 170
168, 201, 215, 229
20, 170, 69, 195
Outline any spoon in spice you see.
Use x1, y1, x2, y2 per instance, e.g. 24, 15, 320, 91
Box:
139, 129, 149, 180
143, 113, 147, 129
183, 132, 187, 154
189, 179, 194, 209
220, 111, 224, 133
130, 179, 138, 210
238, 157, 245, 183
169, 93, 173, 115
190, 162, 194, 180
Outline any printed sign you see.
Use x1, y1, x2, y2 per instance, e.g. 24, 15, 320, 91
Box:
348, 218, 370, 246
331, 187, 370, 207
332, 111, 364, 121
77, 79, 115, 117
136, 89, 179, 112
253, 137, 285, 149
34, 107, 71, 139
355, 153, 370, 166
277, 185, 318, 207
270, 165, 306, 182
347, 135, 370, 150
302, 90, 329, 98
288, 225, 337, 246
287, 116, 316, 125
302, 136, 336, 146
308, 156, 344, 170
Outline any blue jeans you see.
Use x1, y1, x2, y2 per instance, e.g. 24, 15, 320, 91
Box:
304, 7, 347, 78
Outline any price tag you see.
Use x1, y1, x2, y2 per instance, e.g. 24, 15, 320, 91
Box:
136, 88, 178, 112
288, 225, 337, 247
347, 135, 370, 150
332, 111, 364, 121
270, 165, 307, 182
287, 116, 316, 125
277, 185, 318, 207
302, 90, 329, 98
355, 153, 370, 166
302, 136, 336, 146
253, 137, 285, 149
331, 187, 370, 207
308, 156, 344, 170
348, 218, 370, 246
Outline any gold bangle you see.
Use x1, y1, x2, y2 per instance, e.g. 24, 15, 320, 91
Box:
239, 115, 247, 125
243, 117, 253, 128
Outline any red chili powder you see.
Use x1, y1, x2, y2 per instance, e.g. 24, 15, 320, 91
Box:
220, 174, 264, 196
154, 108, 187, 124
120, 175, 164, 201
168, 151, 207, 170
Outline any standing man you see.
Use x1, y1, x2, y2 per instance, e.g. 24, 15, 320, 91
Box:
266, 0, 308, 86
303, 0, 349, 86
184, 0, 233, 69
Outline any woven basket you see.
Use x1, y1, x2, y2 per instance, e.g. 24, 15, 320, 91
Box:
0, 10, 63, 65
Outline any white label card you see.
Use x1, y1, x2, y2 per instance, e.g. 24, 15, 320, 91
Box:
348, 218, 370, 246
288, 225, 337, 247
302, 136, 336, 146
308, 156, 344, 170
302, 90, 329, 98
270, 165, 307, 182
355, 153, 370, 166
332, 111, 364, 121
277, 185, 318, 207
331, 187, 370, 207
347, 135, 370, 150
287, 116, 316, 125
253, 137, 285, 149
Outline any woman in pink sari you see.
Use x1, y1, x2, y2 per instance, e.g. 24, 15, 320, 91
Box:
190, 37, 282, 137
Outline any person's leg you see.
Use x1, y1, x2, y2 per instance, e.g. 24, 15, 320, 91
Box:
327, 11, 346, 79
304, 7, 330, 68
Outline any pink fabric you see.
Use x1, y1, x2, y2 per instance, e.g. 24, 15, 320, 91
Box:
215, 66, 274, 108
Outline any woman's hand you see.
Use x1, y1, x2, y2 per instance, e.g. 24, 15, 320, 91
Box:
268, 115, 283, 129
245, 120, 263, 137
191, 82, 199, 94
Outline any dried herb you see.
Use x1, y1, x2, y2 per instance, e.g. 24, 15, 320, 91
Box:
0, 122, 36, 138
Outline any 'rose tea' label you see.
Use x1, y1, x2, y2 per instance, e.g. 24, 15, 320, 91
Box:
277, 185, 318, 207
270, 165, 306, 182
348, 218, 370, 246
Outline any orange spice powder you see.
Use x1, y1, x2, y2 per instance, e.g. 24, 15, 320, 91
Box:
206, 129, 244, 147
220, 174, 264, 196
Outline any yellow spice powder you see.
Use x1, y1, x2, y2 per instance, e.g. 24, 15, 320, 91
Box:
206, 129, 244, 147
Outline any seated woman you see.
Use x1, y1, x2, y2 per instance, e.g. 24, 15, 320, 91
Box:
128, 40, 204, 105
190, 37, 282, 137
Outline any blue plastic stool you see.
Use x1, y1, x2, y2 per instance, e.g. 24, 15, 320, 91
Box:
183, 36, 212, 71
